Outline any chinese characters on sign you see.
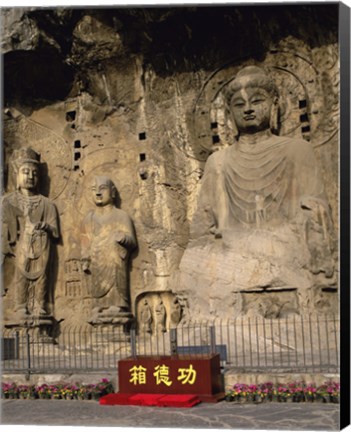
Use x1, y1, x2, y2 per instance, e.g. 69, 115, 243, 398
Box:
129, 364, 197, 386
129, 365, 147, 385
119, 354, 223, 400
177, 364, 197, 385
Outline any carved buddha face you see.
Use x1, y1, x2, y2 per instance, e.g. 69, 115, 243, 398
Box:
17, 162, 39, 193
91, 176, 114, 207
230, 87, 274, 134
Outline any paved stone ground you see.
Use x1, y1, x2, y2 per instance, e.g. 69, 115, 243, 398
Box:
0, 399, 340, 430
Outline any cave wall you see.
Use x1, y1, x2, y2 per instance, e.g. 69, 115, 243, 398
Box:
1, 5, 339, 328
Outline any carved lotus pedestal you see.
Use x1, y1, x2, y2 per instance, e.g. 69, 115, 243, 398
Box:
5, 315, 55, 344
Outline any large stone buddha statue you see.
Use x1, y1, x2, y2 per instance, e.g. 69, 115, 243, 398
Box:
174, 66, 337, 319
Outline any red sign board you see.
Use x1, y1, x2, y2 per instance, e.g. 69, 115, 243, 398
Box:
118, 354, 224, 402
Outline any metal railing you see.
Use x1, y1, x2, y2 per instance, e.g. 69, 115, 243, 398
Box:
1, 314, 339, 375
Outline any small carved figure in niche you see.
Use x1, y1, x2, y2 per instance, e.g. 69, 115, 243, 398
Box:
170, 297, 183, 326
257, 296, 285, 319
2, 148, 60, 319
81, 176, 137, 322
177, 294, 191, 323
155, 297, 167, 333
191, 66, 335, 278
140, 298, 153, 333
314, 290, 331, 313
231, 292, 243, 317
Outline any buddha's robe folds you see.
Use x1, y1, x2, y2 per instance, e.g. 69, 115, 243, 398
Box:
181, 135, 335, 299
81, 208, 136, 310
191, 135, 329, 239
2, 191, 59, 312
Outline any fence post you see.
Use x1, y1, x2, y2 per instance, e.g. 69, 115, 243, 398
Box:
170, 328, 178, 356
14, 330, 19, 360
26, 332, 31, 377
130, 328, 137, 358
209, 326, 216, 354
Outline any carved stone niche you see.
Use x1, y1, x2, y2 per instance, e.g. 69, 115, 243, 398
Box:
136, 292, 183, 335
312, 286, 338, 314
240, 288, 300, 319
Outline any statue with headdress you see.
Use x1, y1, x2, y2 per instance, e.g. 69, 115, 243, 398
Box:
2, 147, 60, 320
175, 66, 336, 319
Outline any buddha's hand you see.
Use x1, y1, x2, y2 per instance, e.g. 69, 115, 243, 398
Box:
114, 231, 128, 246
34, 222, 49, 232
81, 258, 91, 273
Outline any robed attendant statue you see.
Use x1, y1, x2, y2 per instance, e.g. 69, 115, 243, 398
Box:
2, 148, 60, 319
81, 176, 137, 323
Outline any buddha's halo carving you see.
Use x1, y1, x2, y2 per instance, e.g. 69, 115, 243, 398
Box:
191, 47, 339, 161
4, 115, 72, 200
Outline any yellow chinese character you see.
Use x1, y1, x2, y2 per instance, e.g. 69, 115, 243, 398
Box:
153, 364, 173, 386
177, 364, 197, 385
129, 365, 147, 385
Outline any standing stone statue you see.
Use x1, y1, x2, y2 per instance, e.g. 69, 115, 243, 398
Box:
140, 298, 153, 334
2, 148, 60, 319
175, 66, 336, 319
170, 297, 183, 326
81, 176, 137, 323
155, 298, 167, 333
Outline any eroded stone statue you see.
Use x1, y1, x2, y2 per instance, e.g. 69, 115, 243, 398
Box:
81, 176, 137, 324
175, 66, 336, 319
155, 298, 167, 333
2, 148, 60, 320
140, 298, 153, 334
170, 297, 183, 326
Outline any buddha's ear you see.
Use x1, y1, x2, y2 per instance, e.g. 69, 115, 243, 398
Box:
227, 117, 239, 140
270, 97, 280, 134
111, 185, 117, 199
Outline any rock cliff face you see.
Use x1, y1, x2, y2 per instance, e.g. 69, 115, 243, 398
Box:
1, 5, 339, 329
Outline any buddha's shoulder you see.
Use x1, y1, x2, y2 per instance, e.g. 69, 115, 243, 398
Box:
278, 135, 315, 158
278, 135, 309, 145
205, 146, 232, 165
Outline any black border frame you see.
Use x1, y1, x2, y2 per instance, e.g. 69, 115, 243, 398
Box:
339, 1, 351, 429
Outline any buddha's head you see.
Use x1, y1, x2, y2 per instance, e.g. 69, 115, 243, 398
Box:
91, 176, 116, 207
12, 148, 41, 194
224, 66, 279, 135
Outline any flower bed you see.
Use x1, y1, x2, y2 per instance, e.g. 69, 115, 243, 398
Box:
225, 381, 340, 403
1, 378, 114, 401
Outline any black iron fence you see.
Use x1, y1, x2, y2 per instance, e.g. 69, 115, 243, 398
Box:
1, 314, 339, 375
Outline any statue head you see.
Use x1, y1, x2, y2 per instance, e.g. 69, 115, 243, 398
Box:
12, 148, 41, 193
91, 176, 116, 207
224, 66, 279, 135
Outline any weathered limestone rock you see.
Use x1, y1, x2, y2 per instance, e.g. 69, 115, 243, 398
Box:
1, 5, 339, 330
1, 8, 41, 54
